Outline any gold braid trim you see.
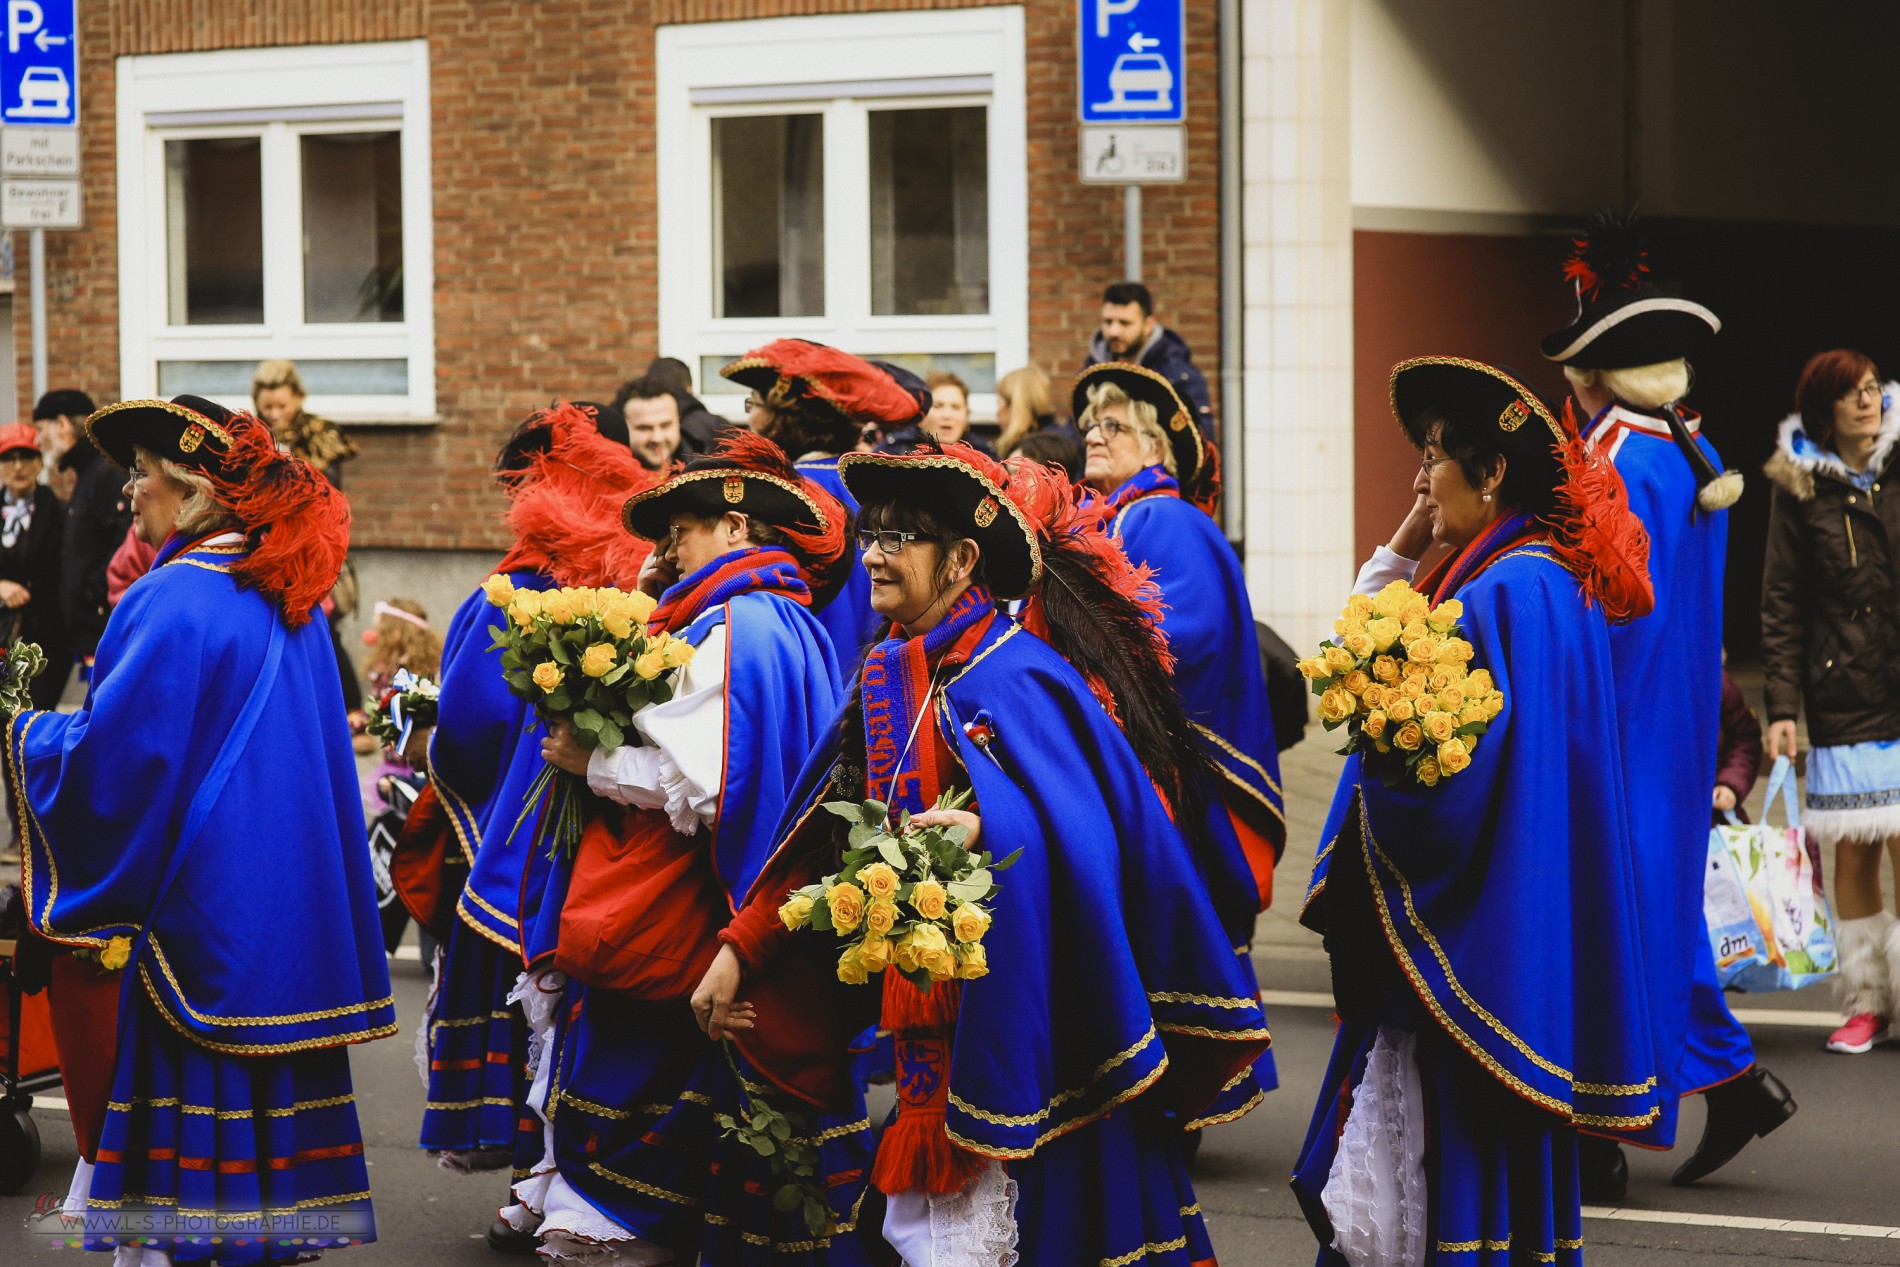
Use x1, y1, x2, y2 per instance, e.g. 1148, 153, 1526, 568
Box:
1157, 1022, 1270, 1041
425, 1096, 514, 1111
91, 1190, 371, 1215
1183, 1086, 1265, 1131
838, 451, 1045, 592
148, 936, 397, 1027
946, 1054, 1169, 1160
705, 1188, 865, 1251
948, 1023, 1157, 1127
621, 466, 833, 538
1387, 356, 1566, 447
1191, 723, 1284, 797
1437, 1236, 1512, 1253
164, 558, 233, 575
430, 769, 483, 868
139, 966, 400, 1056
454, 892, 525, 956
460, 883, 522, 932
1203, 758, 1287, 825
1148, 990, 1259, 1010
584, 1162, 700, 1207
108, 1092, 356, 1120
792, 1116, 872, 1146
1100, 1234, 1189, 1266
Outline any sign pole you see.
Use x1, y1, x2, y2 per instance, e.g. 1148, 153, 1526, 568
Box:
28, 226, 45, 401
1124, 183, 1142, 281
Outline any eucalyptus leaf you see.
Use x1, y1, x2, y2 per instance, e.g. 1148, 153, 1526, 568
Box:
822, 801, 863, 821
990, 848, 1024, 872
573, 708, 604, 733
861, 799, 888, 823
847, 823, 878, 849
876, 838, 907, 871
772, 1185, 801, 1213
597, 721, 625, 750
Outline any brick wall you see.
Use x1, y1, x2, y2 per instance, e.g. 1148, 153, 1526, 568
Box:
21, 0, 1223, 552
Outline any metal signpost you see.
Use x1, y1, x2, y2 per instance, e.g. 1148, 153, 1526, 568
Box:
0, 0, 78, 402
1078, 0, 1185, 281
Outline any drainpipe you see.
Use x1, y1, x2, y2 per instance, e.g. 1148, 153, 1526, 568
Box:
1218, 0, 1244, 545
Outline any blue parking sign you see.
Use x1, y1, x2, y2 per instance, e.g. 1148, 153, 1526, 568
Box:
0, 0, 77, 128
1078, 0, 1184, 124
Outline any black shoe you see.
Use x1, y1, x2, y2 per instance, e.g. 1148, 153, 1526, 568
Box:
1577, 1134, 1627, 1204
487, 1217, 538, 1255
1671, 1067, 1797, 1187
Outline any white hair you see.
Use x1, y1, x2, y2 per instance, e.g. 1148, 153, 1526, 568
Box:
1563, 359, 1691, 410
1079, 381, 1172, 474
133, 444, 239, 537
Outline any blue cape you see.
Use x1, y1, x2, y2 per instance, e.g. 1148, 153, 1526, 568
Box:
742, 615, 1270, 1155
1302, 545, 1662, 1131
429, 570, 555, 957
1590, 409, 1736, 1139
10, 535, 396, 1054
796, 458, 885, 685
1111, 479, 1284, 930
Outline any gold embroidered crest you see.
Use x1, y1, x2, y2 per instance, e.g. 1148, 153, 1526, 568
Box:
973, 497, 998, 528
1169, 409, 1189, 432
179, 425, 205, 454
722, 476, 746, 504
1498, 400, 1530, 432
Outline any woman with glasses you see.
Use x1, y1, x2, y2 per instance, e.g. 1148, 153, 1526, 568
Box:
1762, 350, 1900, 1056
0, 423, 67, 709
691, 442, 1269, 1267
1075, 364, 1284, 1127
502, 432, 871, 1265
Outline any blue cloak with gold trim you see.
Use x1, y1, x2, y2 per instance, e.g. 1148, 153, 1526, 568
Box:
1294, 544, 1660, 1264
795, 457, 885, 685
11, 534, 396, 1054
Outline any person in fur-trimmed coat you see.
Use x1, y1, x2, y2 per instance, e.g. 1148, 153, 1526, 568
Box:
1761, 348, 1900, 1057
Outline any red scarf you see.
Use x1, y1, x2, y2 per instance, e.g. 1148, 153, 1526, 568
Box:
648, 546, 810, 636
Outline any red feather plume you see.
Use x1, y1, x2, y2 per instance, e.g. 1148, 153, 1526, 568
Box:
739, 339, 923, 426
504, 403, 658, 588
1544, 399, 1654, 624
199, 415, 350, 627
1561, 209, 1651, 301
694, 427, 851, 594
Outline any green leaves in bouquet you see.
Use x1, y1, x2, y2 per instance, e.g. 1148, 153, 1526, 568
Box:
0, 638, 46, 720
713, 1041, 834, 1237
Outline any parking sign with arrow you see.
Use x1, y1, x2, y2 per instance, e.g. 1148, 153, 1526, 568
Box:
1, 0, 76, 127
1077, 0, 1185, 125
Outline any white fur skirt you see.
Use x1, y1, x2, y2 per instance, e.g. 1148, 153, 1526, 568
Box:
1804, 739, 1900, 845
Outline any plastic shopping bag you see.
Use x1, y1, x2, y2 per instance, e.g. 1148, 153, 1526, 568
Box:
1704, 756, 1838, 992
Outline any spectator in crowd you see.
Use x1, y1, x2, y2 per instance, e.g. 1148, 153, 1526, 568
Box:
609, 375, 685, 470
253, 359, 357, 486
34, 389, 128, 663
877, 370, 996, 457
0, 423, 68, 709
1715, 665, 1764, 825
1083, 281, 1216, 439
995, 363, 1082, 477
639, 356, 735, 457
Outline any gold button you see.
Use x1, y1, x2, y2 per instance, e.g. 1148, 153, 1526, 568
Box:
1849, 494, 1859, 504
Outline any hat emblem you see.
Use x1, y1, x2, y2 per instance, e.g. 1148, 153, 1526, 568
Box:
722, 476, 746, 504
1169, 409, 1189, 432
179, 424, 205, 454
1498, 400, 1530, 432
973, 496, 999, 528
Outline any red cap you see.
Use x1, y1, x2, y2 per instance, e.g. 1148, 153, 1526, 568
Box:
0, 422, 40, 456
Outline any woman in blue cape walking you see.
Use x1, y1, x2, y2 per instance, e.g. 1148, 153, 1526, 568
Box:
1295, 359, 1660, 1266
13, 396, 396, 1263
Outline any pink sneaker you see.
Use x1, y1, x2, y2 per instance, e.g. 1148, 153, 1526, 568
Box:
1826, 1012, 1893, 1053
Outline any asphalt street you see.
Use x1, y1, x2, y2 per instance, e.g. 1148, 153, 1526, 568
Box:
0, 719, 1895, 1264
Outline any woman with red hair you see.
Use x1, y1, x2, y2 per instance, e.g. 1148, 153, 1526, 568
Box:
1762, 348, 1900, 1054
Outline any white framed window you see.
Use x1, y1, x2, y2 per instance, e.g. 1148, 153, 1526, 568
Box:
116, 41, 435, 423
656, 8, 1028, 420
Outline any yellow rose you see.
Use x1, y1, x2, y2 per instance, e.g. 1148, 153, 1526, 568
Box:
911, 879, 949, 921
1317, 688, 1355, 724
634, 647, 667, 680
1428, 667, 1457, 691
1362, 708, 1389, 740
1402, 659, 1430, 681
1483, 690, 1505, 720
1296, 655, 1329, 681
1414, 755, 1442, 787
580, 642, 618, 678
571, 587, 601, 616
856, 861, 900, 901
1458, 702, 1486, 727
626, 589, 659, 623
1463, 731, 1482, 754
1372, 581, 1412, 619
1343, 631, 1376, 660
778, 893, 815, 931
1400, 619, 1430, 648
1333, 612, 1367, 638
541, 590, 577, 625
866, 899, 899, 938
1437, 638, 1475, 666
600, 605, 634, 640
1360, 683, 1388, 710
1346, 593, 1375, 619
1438, 684, 1466, 711
1428, 598, 1464, 632
951, 903, 991, 944
1407, 635, 1440, 665
1386, 697, 1414, 723
957, 942, 989, 980
1422, 710, 1457, 744
836, 943, 870, 986
662, 637, 694, 668
1415, 694, 1438, 715
909, 923, 958, 981
826, 881, 866, 934
1324, 645, 1356, 675
1399, 595, 1430, 627
482, 574, 516, 607
1367, 617, 1404, 652
858, 935, 894, 973
532, 662, 564, 694
1394, 720, 1424, 752
1372, 654, 1401, 684
1437, 737, 1473, 775
1341, 669, 1372, 696
1465, 668, 1495, 697
100, 935, 132, 972
508, 590, 543, 626
1398, 676, 1426, 700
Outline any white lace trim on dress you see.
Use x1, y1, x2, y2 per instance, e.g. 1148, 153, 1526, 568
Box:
1321, 1025, 1427, 1267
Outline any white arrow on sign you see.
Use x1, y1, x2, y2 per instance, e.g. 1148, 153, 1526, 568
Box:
33, 29, 63, 51
1128, 32, 1159, 52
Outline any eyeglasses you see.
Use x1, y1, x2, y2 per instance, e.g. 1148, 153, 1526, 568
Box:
856, 529, 920, 554
1418, 455, 1455, 476
743, 395, 766, 414
1081, 419, 1134, 441
1844, 382, 1883, 404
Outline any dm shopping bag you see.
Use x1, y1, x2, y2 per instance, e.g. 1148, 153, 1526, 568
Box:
1704, 755, 1838, 992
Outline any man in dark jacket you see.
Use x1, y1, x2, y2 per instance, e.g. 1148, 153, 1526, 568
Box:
636, 357, 736, 459
1081, 281, 1216, 440
34, 389, 130, 660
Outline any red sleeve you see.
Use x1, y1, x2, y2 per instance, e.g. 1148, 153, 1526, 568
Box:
1714, 671, 1764, 799
105, 526, 157, 607
721, 836, 828, 975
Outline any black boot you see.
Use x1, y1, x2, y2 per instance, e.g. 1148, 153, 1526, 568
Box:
487, 1216, 538, 1255
1577, 1134, 1627, 1205
1671, 1067, 1797, 1186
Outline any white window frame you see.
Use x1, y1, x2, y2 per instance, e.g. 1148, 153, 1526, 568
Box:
116, 40, 436, 424
656, 8, 1028, 421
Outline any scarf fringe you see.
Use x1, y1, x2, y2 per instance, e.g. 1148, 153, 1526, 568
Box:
873, 974, 978, 1197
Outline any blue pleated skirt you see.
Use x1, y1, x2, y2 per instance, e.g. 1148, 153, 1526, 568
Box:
419, 916, 529, 1161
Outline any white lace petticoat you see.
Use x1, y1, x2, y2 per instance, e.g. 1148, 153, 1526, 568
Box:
1321, 1025, 1428, 1267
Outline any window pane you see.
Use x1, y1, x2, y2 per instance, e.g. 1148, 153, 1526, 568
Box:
165, 137, 263, 325
712, 114, 824, 318
301, 131, 405, 323
869, 107, 988, 316
158, 358, 408, 397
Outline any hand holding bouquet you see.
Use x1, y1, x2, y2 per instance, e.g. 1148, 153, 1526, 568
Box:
0, 638, 46, 721
365, 668, 440, 750
778, 789, 1018, 991
1298, 581, 1503, 788
482, 574, 696, 857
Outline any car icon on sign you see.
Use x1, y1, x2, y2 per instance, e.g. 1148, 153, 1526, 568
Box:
10, 67, 71, 119
1094, 54, 1174, 113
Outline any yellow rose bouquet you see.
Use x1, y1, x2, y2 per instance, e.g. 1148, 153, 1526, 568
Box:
1297, 580, 1503, 788
777, 789, 1019, 991
482, 574, 696, 857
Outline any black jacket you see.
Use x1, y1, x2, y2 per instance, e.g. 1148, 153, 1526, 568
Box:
676, 391, 739, 459
1084, 325, 1215, 439
59, 437, 133, 655
1760, 397, 1900, 746
0, 485, 68, 702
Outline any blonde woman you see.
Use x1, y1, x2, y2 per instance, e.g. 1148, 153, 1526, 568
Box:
996, 363, 1082, 477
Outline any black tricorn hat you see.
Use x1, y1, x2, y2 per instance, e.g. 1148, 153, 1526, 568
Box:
86, 395, 242, 472
1540, 212, 1720, 370
838, 443, 1043, 599
1071, 363, 1202, 483
623, 442, 835, 545
867, 360, 930, 430
1389, 357, 1566, 502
